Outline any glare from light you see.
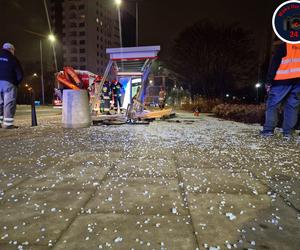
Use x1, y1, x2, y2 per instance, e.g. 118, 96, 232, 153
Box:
33, 73, 38, 77
122, 78, 131, 109
255, 83, 262, 88
115, 0, 122, 6
226, 94, 230, 98
132, 78, 142, 84
48, 34, 56, 43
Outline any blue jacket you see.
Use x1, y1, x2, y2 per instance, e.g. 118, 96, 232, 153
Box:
0, 49, 23, 86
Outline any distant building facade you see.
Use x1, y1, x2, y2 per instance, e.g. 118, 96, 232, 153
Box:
121, 10, 136, 47
49, 0, 120, 74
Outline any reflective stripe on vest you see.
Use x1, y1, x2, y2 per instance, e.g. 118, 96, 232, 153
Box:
281, 58, 300, 64
275, 44, 300, 80
3, 118, 14, 126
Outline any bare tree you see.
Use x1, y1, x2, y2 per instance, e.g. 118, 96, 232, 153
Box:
166, 20, 257, 99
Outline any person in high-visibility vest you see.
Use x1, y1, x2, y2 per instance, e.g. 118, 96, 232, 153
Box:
101, 81, 111, 115
261, 42, 300, 139
158, 87, 166, 110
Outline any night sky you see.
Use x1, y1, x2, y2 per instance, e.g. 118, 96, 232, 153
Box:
0, 0, 285, 68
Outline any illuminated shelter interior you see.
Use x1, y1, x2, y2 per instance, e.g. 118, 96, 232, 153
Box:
92, 46, 161, 112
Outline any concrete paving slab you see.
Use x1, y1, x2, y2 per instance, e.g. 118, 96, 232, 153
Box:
1, 188, 93, 210
188, 193, 300, 250
0, 110, 299, 249
236, 197, 300, 250
85, 177, 187, 216
53, 214, 197, 250
0, 206, 77, 247
180, 168, 270, 195
188, 193, 271, 248
16, 160, 112, 191
58, 151, 122, 169
0, 176, 28, 193
0, 244, 50, 250
175, 148, 249, 171
240, 155, 300, 210
110, 158, 177, 179
265, 181, 300, 211
17, 176, 97, 191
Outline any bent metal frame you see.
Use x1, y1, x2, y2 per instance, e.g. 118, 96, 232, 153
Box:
91, 45, 161, 116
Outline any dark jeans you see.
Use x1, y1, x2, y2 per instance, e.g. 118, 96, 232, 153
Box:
263, 83, 300, 135
114, 95, 122, 109
103, 99, 110, 112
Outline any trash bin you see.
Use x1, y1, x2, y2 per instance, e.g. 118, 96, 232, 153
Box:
62, 90, 91, 128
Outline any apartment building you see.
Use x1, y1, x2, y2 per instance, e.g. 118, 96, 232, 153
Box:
49, 0, 120, 74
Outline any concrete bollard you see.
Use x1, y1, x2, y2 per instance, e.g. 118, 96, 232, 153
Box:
62, 90, 91, 128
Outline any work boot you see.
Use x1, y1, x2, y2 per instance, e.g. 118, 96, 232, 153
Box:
259, 130, 274, 137
282, 133, 292, 141
3, 125, 18, 129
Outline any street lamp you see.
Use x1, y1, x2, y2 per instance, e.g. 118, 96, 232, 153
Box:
135, 1, 139, 46
255, 83, 262, 103
48, 33, 56, 43
114, 0, 123, 47
115, 0, 122, 6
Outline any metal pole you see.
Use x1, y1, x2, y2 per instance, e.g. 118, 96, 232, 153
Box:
136, 1, 139, 46
43, 0, 58, 72
52, 44, 58, 72
118, 7, 123, 47
129, 78, 132, 104
31, 89, 38, 126
40, 40, 45, 105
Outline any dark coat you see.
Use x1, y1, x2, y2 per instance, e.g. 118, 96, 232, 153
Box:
0, 49, 23, 86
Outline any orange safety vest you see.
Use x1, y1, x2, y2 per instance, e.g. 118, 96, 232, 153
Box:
275, 43, 300, 80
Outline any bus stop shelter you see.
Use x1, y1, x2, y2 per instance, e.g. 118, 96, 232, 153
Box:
92, 46, 161, 114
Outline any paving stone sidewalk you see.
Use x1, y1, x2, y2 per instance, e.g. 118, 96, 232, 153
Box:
0, 109, 299, 250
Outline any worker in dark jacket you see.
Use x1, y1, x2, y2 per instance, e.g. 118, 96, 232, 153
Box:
111, 79, 123, 112
0, 43, 23, 129
261, 42, 300, 139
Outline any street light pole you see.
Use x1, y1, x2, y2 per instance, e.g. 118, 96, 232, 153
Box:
40, 40, 45, 105
136, 1, 139, 46
44, 0, 58, 72
115, 0, 123, 47
117, 6, 123, 47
